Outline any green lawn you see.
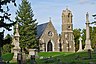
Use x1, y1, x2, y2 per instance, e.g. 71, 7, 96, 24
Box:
36, 51, 96, 64
38, 52, 73, 57
3, 51, 96, 64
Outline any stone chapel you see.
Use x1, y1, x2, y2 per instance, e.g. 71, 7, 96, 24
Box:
37, 8, 75, 52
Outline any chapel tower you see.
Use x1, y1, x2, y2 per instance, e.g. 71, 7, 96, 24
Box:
61, 8, 75, 52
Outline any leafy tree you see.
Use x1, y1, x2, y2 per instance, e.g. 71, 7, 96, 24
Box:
91, 14, 96, 49
73, 29, 81, 51
15, 0, 38, 52
0, 0, 16, 31
81, 29, 86, 49
0, 0, 16, 60
2, 34, 13, 54
91, 27, 96, 48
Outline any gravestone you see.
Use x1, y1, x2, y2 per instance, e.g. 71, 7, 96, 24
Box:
77, 37, 83, 52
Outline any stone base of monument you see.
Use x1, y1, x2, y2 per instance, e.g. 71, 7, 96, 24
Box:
77, 49, 84, 52
12, 47, 21, 59
84, 40, 93, 51
84, 47, 93, 51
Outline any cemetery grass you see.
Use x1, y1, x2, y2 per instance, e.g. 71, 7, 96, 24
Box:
36, 51, 96, 64
5, 51, 96, 64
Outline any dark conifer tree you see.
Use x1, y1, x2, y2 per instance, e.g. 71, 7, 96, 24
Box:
15, 0, 38, 52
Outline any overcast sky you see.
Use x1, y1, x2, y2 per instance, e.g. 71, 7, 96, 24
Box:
2, 0, 96, 36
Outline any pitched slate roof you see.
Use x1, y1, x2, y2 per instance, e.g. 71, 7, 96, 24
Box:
37, 22, 48, 38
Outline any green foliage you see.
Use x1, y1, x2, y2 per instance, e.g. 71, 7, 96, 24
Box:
2, 53, 14, 61
0, 0, 16, 31
15, 0, 38, 51
38, 52, 73, 58
37, 52, 96, 64
2, 34, 13, 54
91, 27, 96, 48
73, 29, 81, 51
81, 29, 86, 49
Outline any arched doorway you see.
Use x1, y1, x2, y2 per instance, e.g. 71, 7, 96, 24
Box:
47, 40, 53, 52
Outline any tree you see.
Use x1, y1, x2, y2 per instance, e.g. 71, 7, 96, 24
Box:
15, 0, 38, 52
81, 28, 86, 49
73, 29, 81, 51
0, 0, 16, 62
0, 0, 16, 31
91, 14, 96, 49
2, 34, 13, 54
91, 27, 96, 48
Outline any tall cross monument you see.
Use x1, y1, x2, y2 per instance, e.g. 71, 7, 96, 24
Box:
77, 37, 83, 52
84, 12, 93, 51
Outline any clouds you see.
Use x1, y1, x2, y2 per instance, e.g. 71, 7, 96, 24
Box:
79, 0, 88, 3
79, 0, 96, 4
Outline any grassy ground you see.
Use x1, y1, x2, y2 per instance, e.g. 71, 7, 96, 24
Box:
36, 51, 96, 64
4, 51, 96, 64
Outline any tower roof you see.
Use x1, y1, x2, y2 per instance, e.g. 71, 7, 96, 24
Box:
62, 7, 72, 15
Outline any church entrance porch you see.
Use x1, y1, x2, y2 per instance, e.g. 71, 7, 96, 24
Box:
47, 40, 53, 52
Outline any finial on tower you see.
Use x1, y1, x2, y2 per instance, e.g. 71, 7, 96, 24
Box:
86, 12, 89, 23
86, 12, 89, 17
16, 22, 18, 29
49, 17, 51, 22
66, 6, 68, 10
15, 22, 20, 37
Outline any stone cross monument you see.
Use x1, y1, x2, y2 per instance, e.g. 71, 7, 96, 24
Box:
84, 12, 93, 51
77, 37, 83, 52
12, 22, 21, 59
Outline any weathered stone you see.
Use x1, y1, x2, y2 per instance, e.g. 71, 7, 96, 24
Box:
12, 22, 20, 59
77, 37, 83, 52
61, 8, 75, 52
84, 12, 93, 51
